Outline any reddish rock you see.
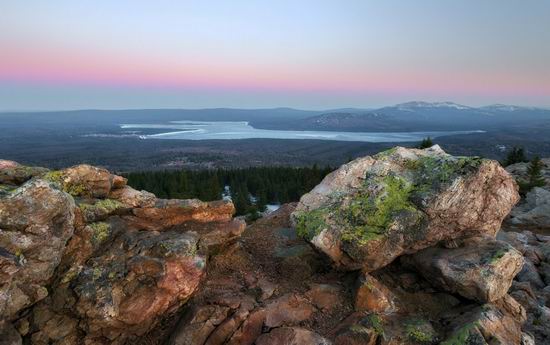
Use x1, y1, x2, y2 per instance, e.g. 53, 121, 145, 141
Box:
226, 308, 267, 345
264, 293, 316, 328
305, 284, 344, 312
108, 186, 156, 208
168, 305, 231, 345
0, 180, 75, 320
354, 274, 396, 313
256, 327, 331, 345
441, 302, 524, 345
129, 199, 235, 231
70, 231, 206, 342
60, 164, 121, 198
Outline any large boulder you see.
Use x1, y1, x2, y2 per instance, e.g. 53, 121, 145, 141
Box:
403, 238, 524, 303
291, 146, 519, 271
72, 230, 206, 343
43, 164, 126, 198
0, 180, 75, 320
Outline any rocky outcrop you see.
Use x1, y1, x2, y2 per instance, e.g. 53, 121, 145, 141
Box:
498, 230, 550, 343
507, 187, 550, 233
506, 158, 550, 186
292, 146, 519, 271
505, 159, 550, 233
0, 161, 244, 344
1, 148, 544, 344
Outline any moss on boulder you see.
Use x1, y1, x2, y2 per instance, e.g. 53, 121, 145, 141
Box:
291, 145, 519, 271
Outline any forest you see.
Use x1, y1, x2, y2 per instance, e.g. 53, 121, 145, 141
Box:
124, 165, 333, 217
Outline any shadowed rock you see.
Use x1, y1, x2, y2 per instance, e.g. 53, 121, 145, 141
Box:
403, 238, 524, 303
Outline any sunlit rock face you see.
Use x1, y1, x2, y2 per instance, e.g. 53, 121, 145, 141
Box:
292, 145, 519, 271
0, 161, 243, 344
1, 150, 543, 345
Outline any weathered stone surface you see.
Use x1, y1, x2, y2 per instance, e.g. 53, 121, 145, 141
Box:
506, 159, 550, 187
305, 284, 343, 312
331, 312, 382, 345
108, 185, 156, 208
0, 179, 75, 320
77, 198, 128, 222
440, 302, 524, 345
255, 327, 331, 345
46, 164, 122, 198
404, 238, 524, 303
226, 308, 267, 345
75, 231, 206, 342
354, 273, 396, 313
264, 293, 316, 328
0, 160, 48, 186
0, 320, 22, 345
516, 259, 546, 289
129, 199, 235, 231
292, 146, 519, 271
507, 187, 550, 232
168, 305, 231, 345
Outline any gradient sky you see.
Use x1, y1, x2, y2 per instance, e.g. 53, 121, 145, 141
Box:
1, 1, 549, 110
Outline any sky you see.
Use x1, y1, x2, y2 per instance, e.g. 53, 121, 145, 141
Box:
1, 1, 549, 110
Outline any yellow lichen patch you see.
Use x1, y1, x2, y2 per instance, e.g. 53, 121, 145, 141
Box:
89, 222, 111, 244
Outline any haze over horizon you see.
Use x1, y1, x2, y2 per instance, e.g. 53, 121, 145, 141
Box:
2, 1, 549, 111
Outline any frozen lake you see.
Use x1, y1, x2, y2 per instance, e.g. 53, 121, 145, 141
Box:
120, 121, 483, 143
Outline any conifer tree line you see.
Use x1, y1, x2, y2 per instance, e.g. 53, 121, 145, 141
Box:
503, 146, 547, 195
124, 166, 333, 216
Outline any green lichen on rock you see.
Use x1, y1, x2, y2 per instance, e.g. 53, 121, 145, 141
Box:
340, 175, 420, 244
79, 199, 123, 218
364, 313, 384, 335
373, 147, 398, 159
440, 321, 480, 345
43, 170, 64, 185
157, 236, 198, 257
409, 156, 484, 189
61, 266, 82, 284
89, 222, 111, 244
490, 249, 507, 264
43, 170, 89, 196
349, 313, 385, 337
405, 319, 435, 344
295, 207, 329, 240
0, 184, 16, 196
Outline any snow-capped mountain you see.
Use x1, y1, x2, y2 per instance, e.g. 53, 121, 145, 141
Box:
395, 101, 472, 111
291, 101, 550, 132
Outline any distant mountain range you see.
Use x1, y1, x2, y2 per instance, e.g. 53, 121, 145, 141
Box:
2, 101, 550, 133
268, 102, 550, 132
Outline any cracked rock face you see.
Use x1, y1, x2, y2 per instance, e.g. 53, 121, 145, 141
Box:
292, 145, 519, 271
0, 161, 244, 345
403, 238, 524, 303
0, 179, 75, 320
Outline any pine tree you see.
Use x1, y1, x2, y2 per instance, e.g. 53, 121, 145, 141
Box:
418, 137, 433, 149
503, 146, 527, 166
527, 156, 545, 188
